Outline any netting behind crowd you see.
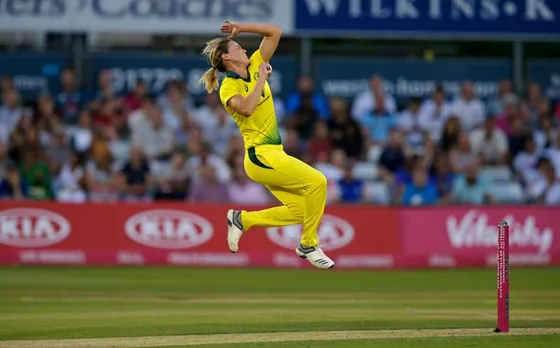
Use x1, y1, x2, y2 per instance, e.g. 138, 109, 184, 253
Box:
0, 70, 559, 205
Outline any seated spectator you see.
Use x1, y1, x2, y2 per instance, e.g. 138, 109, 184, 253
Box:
123, 79, 148, 113
92, 69, 118, 102
449, 132, 477, 174
186, 142, 231, 184
286, 91, 320, 141
393, 154, 428, 199
532, 98, 556, 129
153, 151, 189, 201
315, 148, 347, 182
0, 88, 23, 135
0, 162, 28, 200
496, 94, 520, 136
401, 168, 438, 206
69, 111, 94, 161
470, 116, 509, 165
286, 76, 329, 120
19, 150, 53, 200
33, 94, 61, 137
526, 158, 560, 205
161, 82, 188, 132
328, 97, 364, 159
439, 116, 461, 153
418, 85, 452, 141
86, 155, 119, 202
118, 146, 152, 202
227, 161, 270, 205
131, 102, 174, 161
360, 96, 397, 146
189, 163, 230, 203
545, 128, 560, 178
429, 153, 455, 202
513, 137, 540, 184
225, 135, 245, 170
283, 129, 303, 159
0, 75, 13, 95
193, 92, 237, 157
397, 97, 426, 152
534, 116, 556, 155
46, 128, 72, 173
307, 120, 332, 163
451, 160, 493, 205
53, 152, 87, 203
508, 117, 531, 160
451, 81, 485, 132
157, 80, 195, 118
378, 130, 406, 182
56, 67, 83, 125
174, 113, 193, 148
521, 82, 543, 122
352, 75, 397, 121
336, 163, 365, 203
487, 80, 515, 116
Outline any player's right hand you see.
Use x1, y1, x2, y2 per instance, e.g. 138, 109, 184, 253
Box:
258, 63, 272, 79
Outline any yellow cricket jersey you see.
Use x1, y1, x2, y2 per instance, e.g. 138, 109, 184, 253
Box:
219, 49, 281, 149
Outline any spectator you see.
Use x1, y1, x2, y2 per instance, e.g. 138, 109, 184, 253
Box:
532, 98, 555, 129
93, 69, 117, 102
227, 159, 270, 205
56, 67, 82, 125
534, 116, 556, 155
513, 137, 540, 184
19, 149, 53, 200
418, 85, 452, 141
470, 116, 509, 165
429, 153, 455, 202
131, 102, 174, 161
451, 160, 492, 205
352, 75, 397, 121
508, 117, 531, 160
307, 120, 332, 163
69, 111, 94, 160
449, 132, 477, 174
360, 95, 397, 146
286, 91, 320, 141
119, 146, 152, 202
283, 129, 303, 159
393, 154, 427, 198
157, 80, 195, 115
189, 163, 230, 203
0, 162, 28, 200
451, 81, 485, 132
225, 135, 245, 170
487, 80, 515, 116
336, 163, 365, 203
85, 155, 119, 202
0, 142, 8, 178
53, 151, 87, 203
526, 158, 560, 205
327, 97, 364, 159
522, 82, 543, 122
439, 116, 461, 153
186, 142, 231, 184
193, 92, 237, 156
0, 88, 23, 135
46, 128, 72, 174
315, 148, 347, 182
162, 81, 191, 131
153, 151, 190, 201
378, 130, 406, 181
0, 76, 13, 96
401, 168, 438, 206
286, 76, 329, 120
33, 94, 60, 136
271, 85, 287, 128
174, 113, 193, 148
546, 129, 560, 178
397, 97, 425, 152
496, 94, 520, 136
123, 79, 148, 113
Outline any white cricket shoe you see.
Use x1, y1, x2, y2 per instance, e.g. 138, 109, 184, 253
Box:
296, 244, 335, 269
226, 209, 244, 253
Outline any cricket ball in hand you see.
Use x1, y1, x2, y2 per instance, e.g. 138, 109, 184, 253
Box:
266, 64, 273, 73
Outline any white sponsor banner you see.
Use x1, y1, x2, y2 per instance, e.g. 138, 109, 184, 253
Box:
0, 0, 294, 34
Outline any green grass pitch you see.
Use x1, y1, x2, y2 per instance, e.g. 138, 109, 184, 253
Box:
0, 266, 558, 347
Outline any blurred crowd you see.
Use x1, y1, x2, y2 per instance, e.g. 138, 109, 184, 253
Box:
1, 67, 560, 206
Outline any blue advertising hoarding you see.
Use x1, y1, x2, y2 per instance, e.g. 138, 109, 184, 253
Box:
296, 0, 560, 39
0, 52, 71, 101
313, 57, 512, 103
89, 52, 298, 102
528, 60, 560, 100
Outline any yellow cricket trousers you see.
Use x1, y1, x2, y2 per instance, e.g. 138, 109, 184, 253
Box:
240, 144, 327, 247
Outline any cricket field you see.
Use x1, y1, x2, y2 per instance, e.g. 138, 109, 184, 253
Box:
0, 266, 559, 348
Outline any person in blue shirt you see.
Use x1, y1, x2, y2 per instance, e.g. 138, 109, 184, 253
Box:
285, 76, 330, 120
337, 163, 365, 203
360, 102, 397, 145
451, 160, 493, 205
401, 168, 439, 206
0, 163, 29, 199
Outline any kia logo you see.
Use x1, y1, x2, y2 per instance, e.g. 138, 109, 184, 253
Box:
0, 208, 70, 248
266, 214, 355, 251
125, 209, 213, 249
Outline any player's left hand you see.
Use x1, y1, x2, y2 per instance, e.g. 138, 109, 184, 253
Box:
221, 20, 240, 39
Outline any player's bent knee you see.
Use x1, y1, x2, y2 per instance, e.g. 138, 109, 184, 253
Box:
310, 172, 328, 192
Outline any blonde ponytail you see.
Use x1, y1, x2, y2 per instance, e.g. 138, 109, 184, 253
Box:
199, 67, 220, 93
198, 38, 229, 94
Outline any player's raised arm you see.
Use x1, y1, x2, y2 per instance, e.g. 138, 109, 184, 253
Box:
221, 21, 282, 62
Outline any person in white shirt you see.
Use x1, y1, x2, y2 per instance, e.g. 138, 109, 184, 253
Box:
227, 157, 271, 205
314, 148, 347, 182
0, 88, 23, 134
470, 117, 509, 165
351, 75, 397, 121
131, 104, 174, 161
513, 137, 540, 184
185, 142, 231, 184
397, 97, 425, 153
451, 82, 486, 132
418, 85, 452, 141
527, 158, 560, 205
